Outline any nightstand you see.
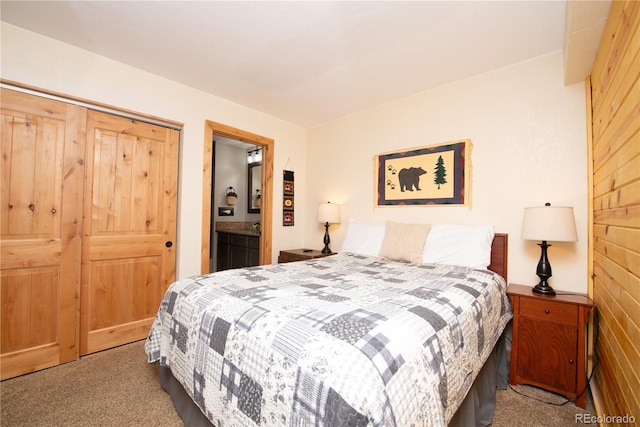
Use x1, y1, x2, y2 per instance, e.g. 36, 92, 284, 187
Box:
507, 284, 594, 408
278, 249, 334, 263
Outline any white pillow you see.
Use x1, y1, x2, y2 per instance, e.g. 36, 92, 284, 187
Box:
422, 224, 495, 268
340, 218, 386, 257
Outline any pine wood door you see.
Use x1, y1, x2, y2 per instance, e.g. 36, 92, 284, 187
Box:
1, 89, 86, 379
81, 111, 179, 355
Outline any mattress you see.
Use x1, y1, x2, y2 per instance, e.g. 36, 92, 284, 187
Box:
146, 253, 512, 426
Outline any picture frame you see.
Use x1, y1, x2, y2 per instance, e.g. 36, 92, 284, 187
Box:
375, 140, 470, 206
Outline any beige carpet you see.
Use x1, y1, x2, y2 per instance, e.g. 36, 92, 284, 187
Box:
1, 340, 595, 426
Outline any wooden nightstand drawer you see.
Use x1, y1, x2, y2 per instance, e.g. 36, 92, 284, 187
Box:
278, 249, 333, 263
281, 253, 309, 262
519, 298, 578, 327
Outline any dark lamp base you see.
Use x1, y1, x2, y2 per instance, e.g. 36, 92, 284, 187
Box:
532, 282, 556, 296
533, 240, 556, 296
321, 222, 332, 254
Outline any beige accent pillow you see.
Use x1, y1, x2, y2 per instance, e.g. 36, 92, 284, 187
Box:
378, 221, 431, 264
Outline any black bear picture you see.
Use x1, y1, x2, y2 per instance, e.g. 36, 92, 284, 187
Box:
375, 140, 469, 206
398, 166, 427, 192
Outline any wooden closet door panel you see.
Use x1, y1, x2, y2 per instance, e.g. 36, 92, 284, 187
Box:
0, 89, 85, 379
81, 111, 178, 355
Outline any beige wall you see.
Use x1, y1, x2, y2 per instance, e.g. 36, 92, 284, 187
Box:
306, 52, 589, 293
0, 23, 309, 278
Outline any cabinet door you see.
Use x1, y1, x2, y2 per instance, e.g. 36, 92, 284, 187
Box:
248, 236, 260, 266
217, 233, 230, 271
248, 247, 260, 266
1, 89, 86, 379
81, 111, 179, 355
229, 235, 249, 269
517, 317, 578, 393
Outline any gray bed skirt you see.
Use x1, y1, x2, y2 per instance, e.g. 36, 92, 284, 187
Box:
159, 332, 508, 427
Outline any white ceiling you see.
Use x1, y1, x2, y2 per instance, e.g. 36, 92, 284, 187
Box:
0, 1, 609, 128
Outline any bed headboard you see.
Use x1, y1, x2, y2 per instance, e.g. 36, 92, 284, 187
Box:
488, 233, 508, 282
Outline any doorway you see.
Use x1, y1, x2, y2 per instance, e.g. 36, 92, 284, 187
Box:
210, 136, 260, 272
201, 121, 273, 274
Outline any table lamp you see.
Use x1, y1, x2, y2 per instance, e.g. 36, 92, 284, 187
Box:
317, 202, 341, 254
521, 203, 578, 295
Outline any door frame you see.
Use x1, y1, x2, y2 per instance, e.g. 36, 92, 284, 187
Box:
201, 121, 273, 273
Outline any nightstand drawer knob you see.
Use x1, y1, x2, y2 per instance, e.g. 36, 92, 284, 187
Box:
544, 308, 550, 314
569, 359, 574, 364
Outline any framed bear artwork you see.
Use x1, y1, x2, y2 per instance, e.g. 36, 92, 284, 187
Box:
374, 140, 470, 206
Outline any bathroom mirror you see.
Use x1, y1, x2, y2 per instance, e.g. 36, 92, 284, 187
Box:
248, 162, 261, 213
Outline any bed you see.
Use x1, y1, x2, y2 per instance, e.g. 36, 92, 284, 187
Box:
146, 223, 511, 426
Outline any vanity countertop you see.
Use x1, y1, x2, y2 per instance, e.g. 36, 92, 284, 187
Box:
218, 229, 260, 237
216, 221, 260, 236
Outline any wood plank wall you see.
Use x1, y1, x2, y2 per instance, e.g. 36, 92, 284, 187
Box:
589, 0, 640, 421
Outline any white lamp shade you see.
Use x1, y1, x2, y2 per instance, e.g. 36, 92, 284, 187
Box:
521, 206, 578, 242
317, 202, 341, 224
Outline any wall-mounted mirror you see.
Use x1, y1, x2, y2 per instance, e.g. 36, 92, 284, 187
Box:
248, 162, 261, 213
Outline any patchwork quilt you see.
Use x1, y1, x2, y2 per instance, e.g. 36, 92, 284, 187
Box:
146, 253, 512, 427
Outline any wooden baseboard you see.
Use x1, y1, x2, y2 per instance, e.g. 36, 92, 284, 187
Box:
589, 381, 604, 427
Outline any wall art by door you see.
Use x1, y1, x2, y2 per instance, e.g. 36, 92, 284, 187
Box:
375, 140, 470, 206
283, 170, 295, 226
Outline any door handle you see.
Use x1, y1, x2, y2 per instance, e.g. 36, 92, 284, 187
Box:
165, 241, 173, 248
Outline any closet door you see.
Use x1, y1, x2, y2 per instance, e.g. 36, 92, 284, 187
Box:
81, 111, 179, 355
1, 89, 86, 379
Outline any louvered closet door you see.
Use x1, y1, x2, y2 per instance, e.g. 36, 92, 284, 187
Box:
81, 111, 179, 355
1, 89, 86, 379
